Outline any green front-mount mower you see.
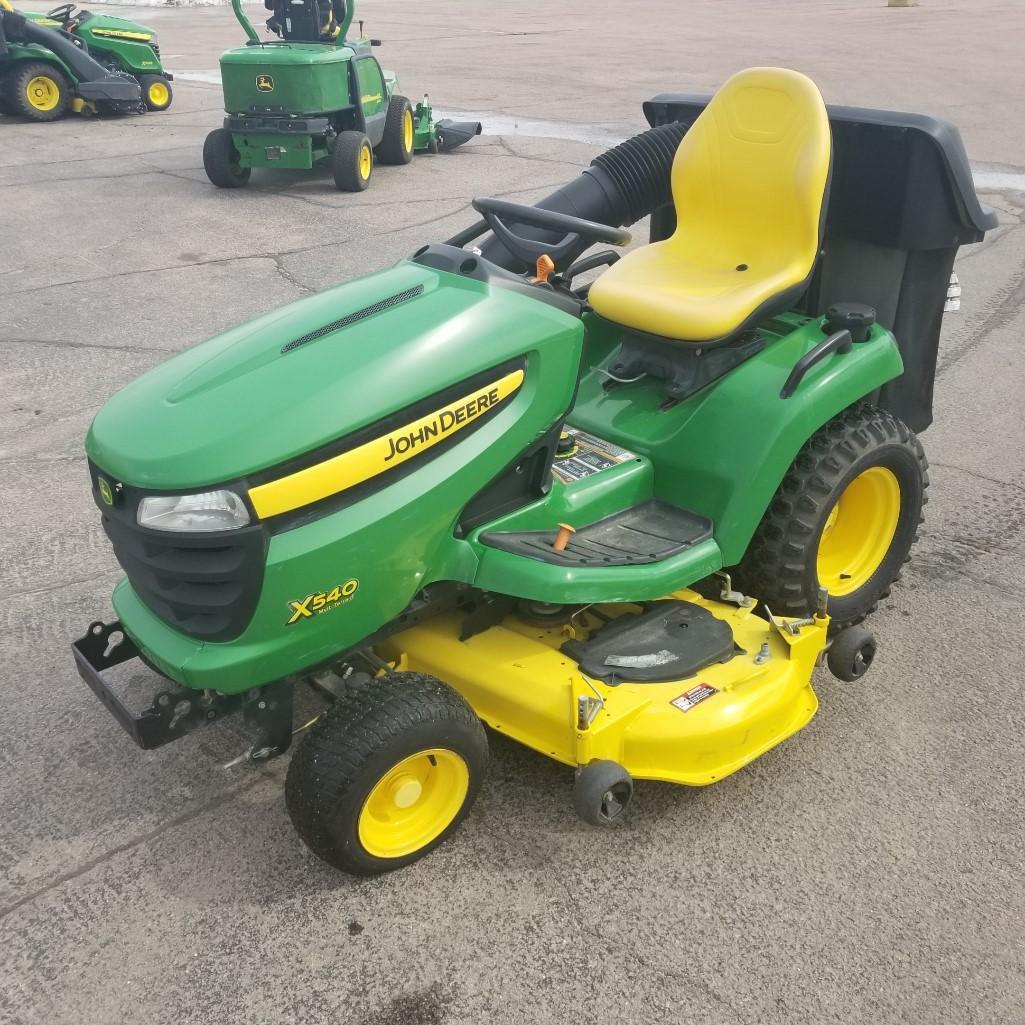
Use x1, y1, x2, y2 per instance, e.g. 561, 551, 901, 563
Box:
75, 68, 995, 875
203, 0, 480, 191
0, 0, 171, 120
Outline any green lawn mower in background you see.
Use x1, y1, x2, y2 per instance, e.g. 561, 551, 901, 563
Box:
75, 69, 995, 875
0, 0, 170, 120
203, 0, 481, 190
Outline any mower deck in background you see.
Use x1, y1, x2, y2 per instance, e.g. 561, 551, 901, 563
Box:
74, 68, 996, 875
203, 0, 481, 191
0, 0, 170, 119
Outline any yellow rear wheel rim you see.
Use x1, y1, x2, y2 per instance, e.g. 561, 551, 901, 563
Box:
147, 81, 169, 107
403, 108, 414, 152
359, 143, 372, 180
817, 466, 901, 597
26, 75, 60, 112
358, 748, 469, 859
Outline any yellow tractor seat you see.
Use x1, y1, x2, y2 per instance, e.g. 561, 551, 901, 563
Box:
588, 67, 832, 345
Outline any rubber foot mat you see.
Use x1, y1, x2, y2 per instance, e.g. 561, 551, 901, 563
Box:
479, 499, 712, 567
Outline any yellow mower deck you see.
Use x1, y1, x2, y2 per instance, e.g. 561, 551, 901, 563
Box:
378, 590, 827, 787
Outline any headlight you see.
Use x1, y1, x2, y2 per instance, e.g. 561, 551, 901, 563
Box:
138, 490, 250, 532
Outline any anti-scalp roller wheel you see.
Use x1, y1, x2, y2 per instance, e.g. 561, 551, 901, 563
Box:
573, 760, 634, 826
827, 626, 877, 681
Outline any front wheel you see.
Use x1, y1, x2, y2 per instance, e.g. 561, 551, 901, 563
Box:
737, 403, 928, 627
285, 672, 488, 875
138, 74, 173, 112
203, 128, 250, 188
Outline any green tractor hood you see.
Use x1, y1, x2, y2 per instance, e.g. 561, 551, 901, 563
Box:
25, 9, 156, 35
86, 261, 583, 491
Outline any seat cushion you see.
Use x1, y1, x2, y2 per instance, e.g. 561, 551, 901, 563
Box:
588, 67, 831, 344
589, 241, 803, 343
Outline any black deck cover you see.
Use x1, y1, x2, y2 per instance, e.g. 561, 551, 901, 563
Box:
563, 600, 737, 683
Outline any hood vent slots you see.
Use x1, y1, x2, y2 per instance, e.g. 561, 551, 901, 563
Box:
281, 284, 424, 354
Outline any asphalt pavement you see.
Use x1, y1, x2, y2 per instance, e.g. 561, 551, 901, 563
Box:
1, 2, 1024, 1023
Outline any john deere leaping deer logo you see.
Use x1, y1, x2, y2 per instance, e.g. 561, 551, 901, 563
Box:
256, 75, 275, 93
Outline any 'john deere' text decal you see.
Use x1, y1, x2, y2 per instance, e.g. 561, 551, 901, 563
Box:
248, 368, 524, 518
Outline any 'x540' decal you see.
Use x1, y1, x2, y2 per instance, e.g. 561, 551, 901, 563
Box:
287, 579, 359, 625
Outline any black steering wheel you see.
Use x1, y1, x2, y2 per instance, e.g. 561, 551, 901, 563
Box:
471, 197, 631, 271
46, 4, 77, 24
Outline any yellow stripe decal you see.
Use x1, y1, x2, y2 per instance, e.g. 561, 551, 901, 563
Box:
249, 368, 525, 519
91, 28, 153, 41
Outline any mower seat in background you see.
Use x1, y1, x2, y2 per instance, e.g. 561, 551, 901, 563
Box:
588, 67, 831, 345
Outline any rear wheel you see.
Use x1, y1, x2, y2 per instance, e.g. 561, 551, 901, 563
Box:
138, 74, 173, 112
8, 62, 72, 122
332, 130, 373, 191
285, 672, 488, 875
203, 128, 250, 188
377, 94, 414, 165
737, 403, 927, 627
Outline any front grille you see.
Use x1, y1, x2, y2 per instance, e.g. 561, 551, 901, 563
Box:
91, 466, 266, 642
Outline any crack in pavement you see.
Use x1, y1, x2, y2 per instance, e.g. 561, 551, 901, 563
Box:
482, 135, 591, 168
271, 254, 314, 295
0, 141, 206, 173
560, 880, 757, 1024
5, 202, 473, 298
0, 570, 119, 600
912, 558, 1022, 599
246, 175, 573, 213
931, 460, 1025, 498
938, 263, 1025, 378
0, 454, 85, 467
0, 774, 274, 921
0, 337, 174, 355
0, 167, 173, 189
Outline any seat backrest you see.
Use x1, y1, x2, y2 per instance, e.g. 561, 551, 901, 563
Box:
669, 67, 831, 283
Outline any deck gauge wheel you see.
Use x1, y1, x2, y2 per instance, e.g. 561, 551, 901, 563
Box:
827, 626, 877, 681
573, 760, 634, 826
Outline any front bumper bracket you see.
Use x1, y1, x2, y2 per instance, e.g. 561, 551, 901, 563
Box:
71, 620, 292, 754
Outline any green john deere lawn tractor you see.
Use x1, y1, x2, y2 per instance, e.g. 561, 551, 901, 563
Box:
0, 0, 170, 120
75, 68, 995, 875
203, 0, 480, 190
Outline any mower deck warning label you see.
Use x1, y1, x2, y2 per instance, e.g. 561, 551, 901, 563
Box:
551, 428, 636, 484
671, 683, 718, 713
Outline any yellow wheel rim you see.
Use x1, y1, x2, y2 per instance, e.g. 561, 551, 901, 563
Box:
403, 108, 414, 152
359, 143, 372, 180
147, 81, 169, 107
26, 75, 60, 112
817, 466, 901, 597
357, 748, 469, 859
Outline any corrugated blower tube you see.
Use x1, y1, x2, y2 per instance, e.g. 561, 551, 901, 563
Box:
477, 121, 687, 269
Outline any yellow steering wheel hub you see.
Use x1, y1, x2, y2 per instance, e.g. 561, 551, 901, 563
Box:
27, 75, 61, 112
817, 466, 901, 596
358, 748, 469, 858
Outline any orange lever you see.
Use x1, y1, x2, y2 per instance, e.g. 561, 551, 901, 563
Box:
553, 523, 576, 552
533, 254, 555, 284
